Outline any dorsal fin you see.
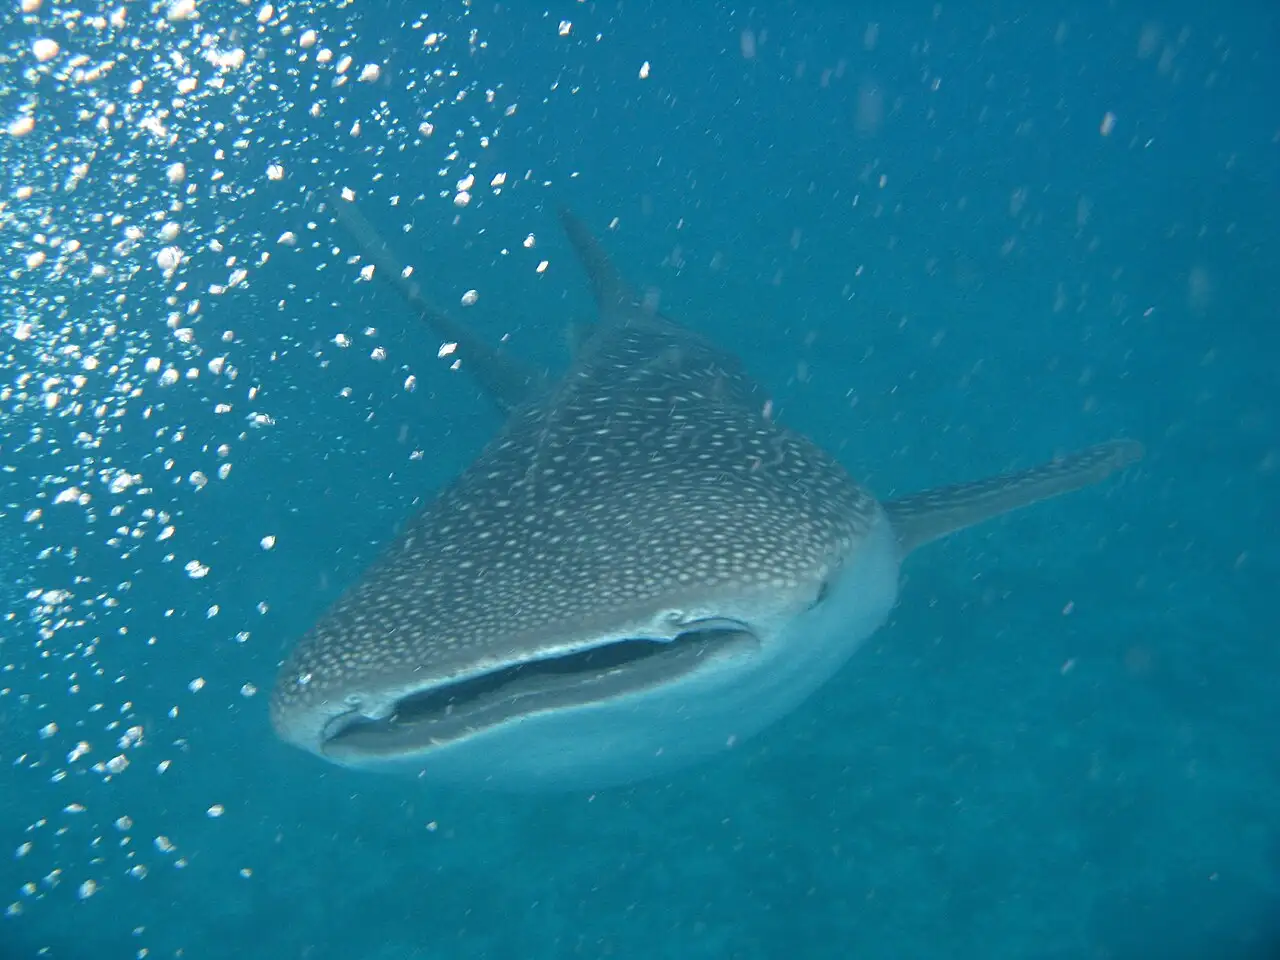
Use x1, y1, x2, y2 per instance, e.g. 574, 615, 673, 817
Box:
884, 439, 1143, 555
558, 207, 638, 320
325, 191, 546, 414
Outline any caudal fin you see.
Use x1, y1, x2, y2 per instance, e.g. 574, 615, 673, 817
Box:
884, 439, 1143, 555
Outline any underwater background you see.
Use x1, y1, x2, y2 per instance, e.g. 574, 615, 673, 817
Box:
1, 1, 1277, 958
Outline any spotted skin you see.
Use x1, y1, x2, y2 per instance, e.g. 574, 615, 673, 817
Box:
271, 306, 877, 730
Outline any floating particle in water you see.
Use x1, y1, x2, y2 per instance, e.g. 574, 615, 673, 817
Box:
118, 727, 144, 749
155, 246, 183, 273
31, 38, 59, 61
166, 0, 196, 22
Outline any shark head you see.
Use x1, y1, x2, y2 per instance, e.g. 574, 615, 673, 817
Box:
270, 299, 901, 790
269, 204, 1142, 791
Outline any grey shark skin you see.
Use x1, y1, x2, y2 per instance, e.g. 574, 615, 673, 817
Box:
270, 201, 1142, 791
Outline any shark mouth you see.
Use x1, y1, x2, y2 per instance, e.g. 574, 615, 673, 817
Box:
321, 622, 756, 758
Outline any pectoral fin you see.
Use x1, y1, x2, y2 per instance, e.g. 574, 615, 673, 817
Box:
324, 191, 547, 414
558, 207, 639, 321
884, 439, 1143, 555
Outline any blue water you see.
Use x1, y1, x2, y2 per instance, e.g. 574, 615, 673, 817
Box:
1, 1, 1277, 958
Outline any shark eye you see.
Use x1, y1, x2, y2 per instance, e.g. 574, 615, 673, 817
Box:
343, 694, 362, 709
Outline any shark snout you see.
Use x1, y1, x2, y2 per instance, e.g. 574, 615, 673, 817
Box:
269, 685, 351, 759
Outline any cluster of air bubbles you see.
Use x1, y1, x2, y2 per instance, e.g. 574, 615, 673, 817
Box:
0, 0, 535, 946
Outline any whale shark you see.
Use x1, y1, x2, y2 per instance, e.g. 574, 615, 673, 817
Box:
269, 196, 1142, 790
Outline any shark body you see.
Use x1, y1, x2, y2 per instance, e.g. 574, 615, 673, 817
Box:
270, 201, 1141, 790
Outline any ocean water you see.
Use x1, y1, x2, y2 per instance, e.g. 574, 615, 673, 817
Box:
1, 1, 1277, 958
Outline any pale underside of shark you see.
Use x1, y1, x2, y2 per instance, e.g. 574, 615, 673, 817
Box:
269, 195, 1142, 791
